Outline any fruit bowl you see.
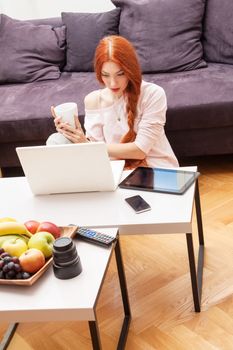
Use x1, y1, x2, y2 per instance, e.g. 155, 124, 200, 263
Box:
0, 225, 77, 286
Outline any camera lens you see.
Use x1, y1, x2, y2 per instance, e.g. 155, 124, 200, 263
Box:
53, 237, 73, 251
53, 237, 82, 279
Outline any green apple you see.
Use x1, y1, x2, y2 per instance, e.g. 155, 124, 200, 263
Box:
2, 237, 28, 257
28, 231, 55, 258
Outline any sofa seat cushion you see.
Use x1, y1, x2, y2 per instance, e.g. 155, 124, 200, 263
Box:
0, 72, 100, 143
1, 64, 233, 145
143, 63, 233, 131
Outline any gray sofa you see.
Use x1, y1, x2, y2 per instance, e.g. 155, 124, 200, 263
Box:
0, 0, 233, 171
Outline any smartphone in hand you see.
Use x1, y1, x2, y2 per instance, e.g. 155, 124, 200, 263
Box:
125, 195, 151, 214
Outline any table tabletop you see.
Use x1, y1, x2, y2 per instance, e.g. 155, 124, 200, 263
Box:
0, 228, 118, 323
0, 166, 197, 235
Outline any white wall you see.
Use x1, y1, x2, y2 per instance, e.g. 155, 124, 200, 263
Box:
0, 0, 115, 20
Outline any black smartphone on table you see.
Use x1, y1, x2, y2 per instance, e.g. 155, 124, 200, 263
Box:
125, 195, 151, 214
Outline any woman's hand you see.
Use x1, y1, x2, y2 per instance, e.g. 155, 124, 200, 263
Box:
61, 116, 89, 143
51, 106, 88, 143
51, 106, 62, 130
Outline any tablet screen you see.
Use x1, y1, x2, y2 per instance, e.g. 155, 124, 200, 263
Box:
119, 167, 200, 194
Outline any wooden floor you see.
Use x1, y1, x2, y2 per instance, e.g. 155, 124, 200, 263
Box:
1, 155, 233, 350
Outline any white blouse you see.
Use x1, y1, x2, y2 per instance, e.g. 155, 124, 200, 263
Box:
84, 80, 179, 168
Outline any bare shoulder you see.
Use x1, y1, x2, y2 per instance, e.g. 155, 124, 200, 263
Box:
84, 88, 116, 109
84, 90, 100, 110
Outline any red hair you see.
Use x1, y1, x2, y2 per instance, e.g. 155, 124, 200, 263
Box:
94, 35, 146, 168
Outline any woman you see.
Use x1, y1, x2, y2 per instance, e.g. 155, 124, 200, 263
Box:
47, 35, 178, 169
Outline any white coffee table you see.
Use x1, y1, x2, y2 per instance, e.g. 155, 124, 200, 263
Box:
0, 166, 204, 348
0, 228, 130, 350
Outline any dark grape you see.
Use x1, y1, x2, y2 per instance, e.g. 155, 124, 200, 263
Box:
12, 257, 19, 264
3, 264, 9, 273
14, 264, 22, 272
22, 272, 31, 279
7, 261, 15, 270
16, 272, 23, 279
1, 252, 10, 258
0, 248, 4, 255
6, 270, 16, 279
0, 251, 34, 280
3, 256, 12, 264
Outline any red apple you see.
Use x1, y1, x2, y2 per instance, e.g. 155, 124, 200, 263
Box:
24, 220, 40, 234
37, 221, 61, 239
19, 248, 45, 274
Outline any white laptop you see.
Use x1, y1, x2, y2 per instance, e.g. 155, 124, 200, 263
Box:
16, 142, 125, 195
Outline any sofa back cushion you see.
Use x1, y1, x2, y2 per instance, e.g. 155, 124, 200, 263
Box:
29, 17, 62, 27
0, 14, 66, 84
62, 9, 121, 72
203, 0, 233, 64
111, 0, 207, 73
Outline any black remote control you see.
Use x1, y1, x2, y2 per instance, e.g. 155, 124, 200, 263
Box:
76, 227, 116, 247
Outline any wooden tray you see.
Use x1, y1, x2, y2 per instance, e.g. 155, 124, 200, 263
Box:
0, 225, 77, 286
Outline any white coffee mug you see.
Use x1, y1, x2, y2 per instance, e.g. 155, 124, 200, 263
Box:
54, 102, 78, 128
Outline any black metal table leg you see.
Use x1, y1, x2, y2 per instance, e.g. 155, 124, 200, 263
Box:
114, 235, 131, 350
186, 233, 201, 312
0, 323, 18, 350
88, 234, 131, 350
186, 180, 205, 312
89, 319, 102, 350
195, 179, 205, 306
195, 179, 204, 246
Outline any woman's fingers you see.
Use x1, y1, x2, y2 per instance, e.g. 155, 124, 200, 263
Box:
62, 130, 81, 143
54, 116, 62, 128
61, 127, 88, 143
55, 114, 87, 143
59, 122, 74, 131
51, 106, 62, 130
51, 106, 64, 128
51, 106, 57, 119
74, 115, 81, 129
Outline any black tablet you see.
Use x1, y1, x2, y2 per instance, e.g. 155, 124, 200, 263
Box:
119, 167, 200, 195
